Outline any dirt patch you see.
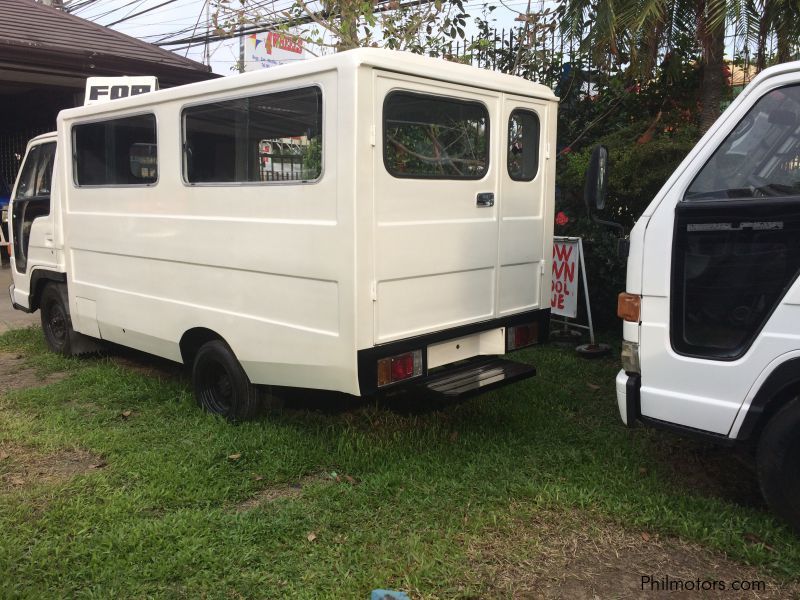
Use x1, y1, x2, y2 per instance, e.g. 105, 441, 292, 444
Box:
0, 442, 104, 491
233, 472, 337, 513
468, 507, 799, 599
0, 352, 68, 394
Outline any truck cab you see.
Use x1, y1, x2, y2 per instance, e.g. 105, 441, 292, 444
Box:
615, 60, 800, 532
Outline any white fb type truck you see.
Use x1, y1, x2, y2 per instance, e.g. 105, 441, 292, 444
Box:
7, 49, 556, 421
610, 60, 800, 532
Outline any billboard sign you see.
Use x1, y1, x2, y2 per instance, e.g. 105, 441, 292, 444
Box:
244, 32, 304, 71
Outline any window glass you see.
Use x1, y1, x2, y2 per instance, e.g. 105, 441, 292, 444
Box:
14, 142, 56, 199
508, 109, 540, 181
183, 87, 322, 184
686, 85, 800, 200
74, 114, 157, 186
672, 205, 800, 358
384, 92, 489, 179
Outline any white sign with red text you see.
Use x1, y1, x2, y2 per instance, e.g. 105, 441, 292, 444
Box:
551, 237, 579, 318
244, 32, 304, 71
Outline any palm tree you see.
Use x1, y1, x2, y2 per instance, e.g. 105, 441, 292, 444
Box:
558, 0, 737, 132
736, 0, 800, 71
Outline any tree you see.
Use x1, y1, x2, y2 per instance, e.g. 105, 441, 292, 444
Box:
735, 0, 800, 71
212, 0, 469, 56
558, 0, 737, 132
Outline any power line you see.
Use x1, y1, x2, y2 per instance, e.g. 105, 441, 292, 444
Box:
105, 0, 186, 27
157, 0, 435, 47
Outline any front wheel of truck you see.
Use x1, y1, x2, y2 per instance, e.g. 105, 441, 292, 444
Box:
757, 397, 800, 534
40, 283, 76, 355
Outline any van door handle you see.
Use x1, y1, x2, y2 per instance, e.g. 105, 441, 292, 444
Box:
477, 192, 494, 207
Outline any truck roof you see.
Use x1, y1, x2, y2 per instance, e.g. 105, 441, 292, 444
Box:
58, 48, 557, 123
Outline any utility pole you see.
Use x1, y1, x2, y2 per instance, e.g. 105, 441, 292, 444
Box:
238, 0, 246, 73
204, 0, 211, 67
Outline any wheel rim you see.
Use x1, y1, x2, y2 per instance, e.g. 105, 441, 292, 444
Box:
198, 361, 235, 416
46, 300, 67, 347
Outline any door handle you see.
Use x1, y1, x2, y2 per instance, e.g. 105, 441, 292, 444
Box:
476, 192, 494, 207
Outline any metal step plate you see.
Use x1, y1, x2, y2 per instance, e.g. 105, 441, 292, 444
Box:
423, 357, 536, 399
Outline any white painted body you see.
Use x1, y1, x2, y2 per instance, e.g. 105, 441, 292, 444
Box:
9, 49, 556, 396
617, 60, 800, 437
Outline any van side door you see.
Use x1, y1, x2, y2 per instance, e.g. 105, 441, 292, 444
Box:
11, 141, 57, 277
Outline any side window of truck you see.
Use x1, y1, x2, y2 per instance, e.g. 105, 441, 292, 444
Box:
73, 114, 158, 186
508, 109, 540, 181
15, 143, 56, 201
182, 86, 322, 184
383, 92, 489, 179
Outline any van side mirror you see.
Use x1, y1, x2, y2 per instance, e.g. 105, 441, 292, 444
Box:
584, 145, 608, 212
582, 144, 628, 257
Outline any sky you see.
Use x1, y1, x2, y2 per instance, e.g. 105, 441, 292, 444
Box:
64, 0, 549, 75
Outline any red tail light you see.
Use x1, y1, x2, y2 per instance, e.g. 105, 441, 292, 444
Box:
506, 323, 539, 351
391, 354, 414, 381
377, 350, 423, 387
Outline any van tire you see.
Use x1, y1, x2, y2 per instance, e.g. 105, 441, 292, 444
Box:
192, 340, 260, 422
40, 283, 77, 356
757, 397, 800, 533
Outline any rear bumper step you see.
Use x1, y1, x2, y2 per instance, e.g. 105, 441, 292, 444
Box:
423, 357, 535, 399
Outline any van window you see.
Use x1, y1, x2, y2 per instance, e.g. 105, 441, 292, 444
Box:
686, 85, 800, 200
15, 143, 56, 200
73, 114, 157, 186
383, 92, 489, 179
183, 86, 322, 184
508, 109, 540, 181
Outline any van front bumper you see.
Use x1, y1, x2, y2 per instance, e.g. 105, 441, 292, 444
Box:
615, 369, 641, 427
8, 283, 32, 313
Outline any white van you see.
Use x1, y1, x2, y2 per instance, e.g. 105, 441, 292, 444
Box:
609, 60, 800, 532
7, 49, 556, 420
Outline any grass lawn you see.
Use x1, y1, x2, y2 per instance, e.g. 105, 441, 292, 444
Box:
1, 326, 799, 598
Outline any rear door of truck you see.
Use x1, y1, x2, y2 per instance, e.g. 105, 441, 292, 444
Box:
372, 71, 547, 346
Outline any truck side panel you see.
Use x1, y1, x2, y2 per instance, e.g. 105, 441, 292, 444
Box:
61, 69, 361, 394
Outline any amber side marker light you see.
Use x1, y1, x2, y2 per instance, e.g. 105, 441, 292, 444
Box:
617, 292, 641, 322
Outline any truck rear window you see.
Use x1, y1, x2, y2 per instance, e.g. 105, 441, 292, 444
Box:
182, 86, 322, 184
508, 109, 540, 181
73, 114, 157, 186
383, 92, 489, 179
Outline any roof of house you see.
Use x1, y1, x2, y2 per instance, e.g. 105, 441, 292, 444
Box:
0, 0, 216, 87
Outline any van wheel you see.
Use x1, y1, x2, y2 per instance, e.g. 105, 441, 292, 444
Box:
757, 397, 800, 533
40, 283, 76, 355
192, 340, 261, 422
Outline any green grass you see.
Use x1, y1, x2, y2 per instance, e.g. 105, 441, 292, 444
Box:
0, 327, 799, 598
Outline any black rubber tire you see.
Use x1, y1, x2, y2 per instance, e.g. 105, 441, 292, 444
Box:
757, 397, 800, 534
192, 340, 261, 422
39, 283, 76, 355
